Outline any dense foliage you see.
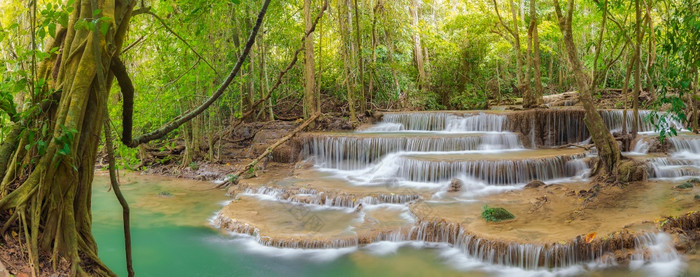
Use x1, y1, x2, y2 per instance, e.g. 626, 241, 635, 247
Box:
1, 0, 698, 165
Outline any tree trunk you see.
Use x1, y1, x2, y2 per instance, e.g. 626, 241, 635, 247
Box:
529, 0, 543, 106
621, 50, 634, 135
410, 0, 427, 92
509, 0, 523, 88
339, 0, 358, 123
385, 29, 401, 107
0, 1, 137, 275
368, 0, 379, 108
553, 0, 621, 176
632, 0, 643, 137
316, 8, 323, 114
524, 15, 534, 107
353, 0, 366, 114
645, 0, 656, 104
303, 0, 317, 120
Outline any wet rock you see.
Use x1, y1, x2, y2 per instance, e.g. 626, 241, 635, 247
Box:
525, 180, 545, 189
448, 178, 463, 192
671, 233, 692, 252
354, 203, 363, 213
294, 159, 315, 170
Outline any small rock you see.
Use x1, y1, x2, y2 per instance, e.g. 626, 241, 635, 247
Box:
448, 178, 464, 192
525, 180, 545, 189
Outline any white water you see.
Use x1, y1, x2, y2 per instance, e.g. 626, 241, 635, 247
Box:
649, 136, 700, 180
216, 110, 690, 275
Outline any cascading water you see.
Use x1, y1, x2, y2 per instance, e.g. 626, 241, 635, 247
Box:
648, 136, 700, 179
212, 109, 694, 275
305, 111, 591, 188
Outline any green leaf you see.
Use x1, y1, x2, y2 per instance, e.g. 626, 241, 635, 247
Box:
93, 9, 102, 16
48, 23, 56, 38
99, 21, 109, 35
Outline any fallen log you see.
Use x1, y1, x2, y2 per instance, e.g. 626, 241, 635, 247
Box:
216, 112, 320, 188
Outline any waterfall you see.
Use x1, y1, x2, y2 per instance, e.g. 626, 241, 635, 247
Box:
373, 112, 508, 132
648, 136, 700, 179
302, 133, 523, 170
390, 153, 586, 185
237, 186, 421, 208
669, 137, 700, 153
600, 110, 683, 133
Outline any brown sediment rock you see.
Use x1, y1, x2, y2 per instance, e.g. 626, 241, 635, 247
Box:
505, 109, 588, 148
630, 135, 671, 153
448, 178, 463, 192
525, 180, 546, 189
228, 184, 422, 208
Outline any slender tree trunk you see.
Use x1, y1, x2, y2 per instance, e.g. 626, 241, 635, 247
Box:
259, 27, 267, 121
553, 0, 621, 176
622, 51, 634, 134
353, 0, 366, 113
303, 0, 317, 120
524, 16, 534, 107
509, 0, 523, 88
632, 0, 643, 137
339, 0, 358, 123
410, 0, 427, 92
368, 0, 379, 109
316, 7, 323, 114
530, 0, 543, 106
386, 29, 402, 107
693, 68, 699, 132
645, 0, 656, 103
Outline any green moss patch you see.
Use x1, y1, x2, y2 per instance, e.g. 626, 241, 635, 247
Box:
481, 205, 515, 222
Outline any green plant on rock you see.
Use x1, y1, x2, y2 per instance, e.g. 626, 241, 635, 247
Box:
481, 205, 515, 222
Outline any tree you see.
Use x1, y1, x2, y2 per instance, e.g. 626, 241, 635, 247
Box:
553, 0, 621, 176
631, 0, 643, 137
524, 0, 543, 108
304, 0, 317, 119
0, 0, 271, 275
410, 0, 428, 92
492, 0, 524, 91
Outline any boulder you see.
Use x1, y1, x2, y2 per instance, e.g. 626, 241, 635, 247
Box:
525, 180, 546, 189
448, 178, 463, 192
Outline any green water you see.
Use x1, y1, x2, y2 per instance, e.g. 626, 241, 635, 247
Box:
91, 173, 699, 277
91, 173, 472, 277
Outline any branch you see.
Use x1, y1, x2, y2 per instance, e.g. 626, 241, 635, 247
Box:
216, 112, 321, 189
136, 9, 219, 75
103, 118, 134, 277
491, 0, 515, 36
115, 0, 272, 147
592, 0, 608, 87
212, 0, 328, 144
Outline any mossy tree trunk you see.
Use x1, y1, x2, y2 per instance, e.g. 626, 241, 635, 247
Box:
0, 0, 136, 275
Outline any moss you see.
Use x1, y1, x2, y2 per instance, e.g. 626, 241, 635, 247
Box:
675, 183, 694, 189
481, 205, 515, 222
694, 194, 700, 200
688, 178, 700, 184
